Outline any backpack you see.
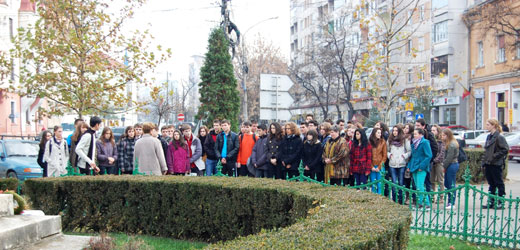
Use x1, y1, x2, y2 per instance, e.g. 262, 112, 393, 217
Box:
240, 133, 257, 144
457, 139, 467, 163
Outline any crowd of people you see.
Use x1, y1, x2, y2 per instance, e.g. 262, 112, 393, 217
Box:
36, 115, 509, 210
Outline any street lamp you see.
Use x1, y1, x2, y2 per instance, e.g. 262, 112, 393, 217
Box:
241, 16, 279, 121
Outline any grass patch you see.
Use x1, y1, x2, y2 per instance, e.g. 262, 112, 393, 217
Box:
409, 233, 507, 250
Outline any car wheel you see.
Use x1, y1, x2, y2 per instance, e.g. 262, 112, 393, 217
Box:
6, 171, 18, 179
517, 160, 520, 163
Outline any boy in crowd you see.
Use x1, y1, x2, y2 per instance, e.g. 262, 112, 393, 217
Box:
181, 124, 204, 176
308, 120, 319, 131
251, 120, 259, 136
215, 119, 239, 176
76, 116, 102, 175
300, 122, 308, 140
236, 121, 258, 177
134, 123, 143, 140
204, 119, 221, 176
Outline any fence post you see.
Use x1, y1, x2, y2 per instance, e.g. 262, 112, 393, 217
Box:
462, 163, 471, 241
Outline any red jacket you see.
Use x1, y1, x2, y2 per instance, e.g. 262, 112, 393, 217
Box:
349, 143, 372, 175
237, 133, 258, 165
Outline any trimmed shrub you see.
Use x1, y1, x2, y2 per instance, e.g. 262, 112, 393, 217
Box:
24, 176, 411, 249
0, 178, 18, 191
457, 149, 508, 183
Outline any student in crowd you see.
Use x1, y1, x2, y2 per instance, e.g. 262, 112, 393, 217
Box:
350, 128, 372, 186
441, 128, 459, 209
37, 130, 52, 177
403, 123, 415, 203
482, 119, 509, 209
299, 122, 308, 141
66, 118, 84, 150
166, 129, 190, 175
267, 122, 284, 179
280, 122, 303, 179
303, 129, 322, 180
407, 128, 433, 210
415, 118, 439, 193
305, 114, 314, 123
336, 119, 345, 137
308, 120, 319, 131
161, 125, 173, 144
181, 124, 204, 176
236, 121, 258, 177
387, 125, 411, 203
198, 125, 209, 163
369, 128, 387, 194
431, 124, 445, 201
204, 119, 221, 176
117, 126, 136, 175
44, 126, 69, 177
251, 124, 270, 178
96, 127, 118, 175
345, 124, 356, 148
215, 119, 240, 177
319, 122, 332, 147
69, 121, 88, 173
251, 120, 259, 136
374, 121, 390, 140
322, 125, 349, 185
133, 122, 167, 175
134, 123, 143, 140
76, 117, 102, 175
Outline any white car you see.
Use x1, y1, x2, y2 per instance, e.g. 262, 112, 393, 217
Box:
453, 130, 487, 141
466, 132, 490, 148
504, 132, 520, 147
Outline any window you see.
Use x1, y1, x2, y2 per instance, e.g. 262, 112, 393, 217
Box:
431, 55, 448, 77
10, 101, 15, 123
408, 10, 413, 24
433, 21, 448, 43
432, 0, 448, 9
407, 39, 412, 54
478, 41, 484, 66
26, 109, 30, 124
9, 18, 13, 39
420, 68, 425, 81
497, 35, 506, 63
444, 107, 457, 125
419, 5, 424, 20
418, 37, 424, 51
517, 36, 520, 59
407, 68, 413, 83
10, 58, 14, 81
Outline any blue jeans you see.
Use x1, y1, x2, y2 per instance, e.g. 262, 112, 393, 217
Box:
390, 167, 405, 202
444, 163, 459, 205
370, 166, 383, 194
413, 170, 430, 206
205, 159, 218, 176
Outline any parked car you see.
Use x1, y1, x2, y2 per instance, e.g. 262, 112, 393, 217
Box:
508, 143, 520, 162
111, 127, 125, 142
439, 125, 468, 131
466, 132, 490, 148
453, 130, 487, 141
0, 140, 43, 180
504, 132, 520, 147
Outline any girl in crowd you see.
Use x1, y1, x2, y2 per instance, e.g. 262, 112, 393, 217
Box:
69, 121, 89, 173
303, 129, 323, 180
280, 122, 303, 179
441, 128, 459, 209
369, 128, 387, 194
375, 121, 390, 140
403, 123, 414, 204
482, 119, 509, 209
43, 126, 69, 177
117, 126, 136, 175
431, 124, 445, 202
267, 122, 284, 179
166, 130, 190, 175
387, 125, 411, 203
407, 128, 433, 210
198, 126, 208, 163
350, 128, 372, 186
319, 122, 331, 147
37, 130, 52, 177
96, 127, 118, 175
251, 124, 270, 178
322, 125, 349, 185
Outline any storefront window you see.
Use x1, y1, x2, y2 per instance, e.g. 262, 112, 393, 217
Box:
444, 107, 456, 125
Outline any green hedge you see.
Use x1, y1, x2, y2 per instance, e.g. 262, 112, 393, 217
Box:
0, 178, 18, 191
24, 176, 411, 249
457, 149, 508, 183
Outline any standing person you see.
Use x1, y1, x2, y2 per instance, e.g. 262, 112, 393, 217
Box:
349, 129, 372, 186
117, 126, 136, 175
387, 125, 411, 203
369, 128, 387, 194
319, 122, 332, 147
441, 128, 459, 209
299, 122, 308, 141
280, 122, 303, 179
305, 114, 314, 123
375, 121, 390, 140
251, 120, 259, 136
96, 127, 118, 175
66, 118, 84, 150
322, 125, 349, 185
161, 126, 173, 144
303, 129, 322, 180
182, 124, 204, 176
204, 120, 221, 176
69, 121, 89, 173
133, 122, 167, 176
76, 117, 102, 175
267, 122, 284, 179
37, 131, 52, 177
431, 124, 445, 202
308, 120, 318, 131
44, 126, 69, 177
215, 119, 240, 177
134, 123, 143, 140
166, 130, 190, 175
415, 118, 438, 193
336, 119, 345, 137
198, 125, 209, 164
403, 123, 414, 204
236, 121, 257, 177
251, 124, 270, 178
482, 119, 509, 209
407, 128, 433, 210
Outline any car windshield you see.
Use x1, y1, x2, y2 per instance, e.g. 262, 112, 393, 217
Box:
504, 133, 520, 138
475, 133, 489, 141
5, 141, 39, 157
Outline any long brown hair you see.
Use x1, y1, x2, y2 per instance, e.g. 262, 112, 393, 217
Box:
99, 127, 115, 147
369, 128, 385, 147
441, 128, 459, 150
71, 121, 89, 141
431, 124, 443, 140
172, 130, 186, 150
487, 119, 503, 133
305, 129, 319, 144
39, 130, 52, 149
388, 125, 404, 145
284, 122, 301, 137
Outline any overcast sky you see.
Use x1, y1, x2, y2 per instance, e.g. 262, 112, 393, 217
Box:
124, 0, 290, 83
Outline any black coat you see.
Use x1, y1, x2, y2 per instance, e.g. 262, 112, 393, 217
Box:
215, 131, 240, 162
424, 125, 439, 162
302, 141, 322, 172
482, 132, 509, 167
280, 135, 303, 170
266, 136, 282, 161
251, 135, 269, 170
204, 130, 219, 160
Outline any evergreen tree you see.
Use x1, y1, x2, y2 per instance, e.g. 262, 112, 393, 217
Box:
198, 28, 240, 131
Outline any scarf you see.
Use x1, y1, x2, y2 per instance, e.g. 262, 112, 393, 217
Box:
390, 138, 402, 147
221, 132, 228, 158
323, 136, 340, 184
412, 137, 422, 150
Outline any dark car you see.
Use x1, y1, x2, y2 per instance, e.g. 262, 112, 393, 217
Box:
0, 140, 43, 180
509, 144, 520, 163
111, 127, 125, 142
